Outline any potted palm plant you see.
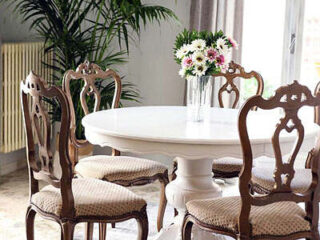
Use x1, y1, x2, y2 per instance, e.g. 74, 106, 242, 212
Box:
3, 0, 178, 155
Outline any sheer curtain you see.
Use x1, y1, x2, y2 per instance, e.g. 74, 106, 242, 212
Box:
188, 0, 244, 107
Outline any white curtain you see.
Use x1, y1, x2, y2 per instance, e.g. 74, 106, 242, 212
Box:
188, 0, 244, 107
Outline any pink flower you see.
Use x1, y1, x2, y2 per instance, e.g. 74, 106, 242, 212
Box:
221, 65, 228, 73
206, 48, 217, 62
228, 37, 238, 49
216, 55, 225, 66
183, 57, 193, 68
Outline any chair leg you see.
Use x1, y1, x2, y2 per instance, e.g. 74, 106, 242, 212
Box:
157, 175, 169, 232
85, 222, 94, 240
136, 209, 149, 240
26, 206, 36, 240
174, 208, 178, 217
171, 161, 178, 218
310, 231, 320, 240
61, 221, 75, 240
171, 161, 178, 181
182, 217, 193, 240
111, 223, 116, 228
99, 223, 107, 240
249, 183, 254, 195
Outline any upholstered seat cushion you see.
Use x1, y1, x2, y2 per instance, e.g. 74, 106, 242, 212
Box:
75, 156, 168, 182
252, 167, 311, 192
212, 158, 243, 173
31, 178, 146, 218
186, 196, 310, 237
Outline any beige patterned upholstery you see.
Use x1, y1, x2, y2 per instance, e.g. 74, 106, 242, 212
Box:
252, 167, 311, 192
31, 178, 146, 218
75, 156, 168, 182
212, 158, 243, 173
186, 196, 310, 237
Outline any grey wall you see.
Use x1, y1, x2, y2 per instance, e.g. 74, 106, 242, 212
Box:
122, 0, 190, 106
0, 0, 191, 174
0, 2, 37, 42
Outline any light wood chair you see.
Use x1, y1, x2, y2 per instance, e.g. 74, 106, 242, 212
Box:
251, 81, 320, 195
173, 61, 264, 181
62, 61, 169, 238
182, 81, 320, 240
22, 71, 149, 240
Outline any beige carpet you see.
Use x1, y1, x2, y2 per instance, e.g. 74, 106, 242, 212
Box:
0, 168, 241, 239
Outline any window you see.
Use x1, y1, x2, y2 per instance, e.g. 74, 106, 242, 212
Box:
300, 0, 320, 91
240, 0, 320, 101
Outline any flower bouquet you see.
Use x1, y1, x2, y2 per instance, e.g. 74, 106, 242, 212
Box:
174, 29, 237, 79
174, 29, 237, 121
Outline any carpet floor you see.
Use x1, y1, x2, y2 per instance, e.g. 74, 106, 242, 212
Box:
0, 168, 241, 239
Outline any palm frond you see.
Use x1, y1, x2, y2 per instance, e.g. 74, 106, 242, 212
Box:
1, 0, 179, 139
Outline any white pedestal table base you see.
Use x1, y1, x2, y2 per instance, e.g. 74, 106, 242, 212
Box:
153, 157, 224, 240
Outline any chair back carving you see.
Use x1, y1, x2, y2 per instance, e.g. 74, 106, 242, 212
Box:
212, 61, 264, 109
21, 71, 75, 218
62, 61, 122, 162
314, 81, 320, 125
238, 80, 320, 236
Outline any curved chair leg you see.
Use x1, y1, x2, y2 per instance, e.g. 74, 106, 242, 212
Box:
136, 209, 149, 240
171, 161, 178, 181
171, 161, 179, 218
182, 217, 193, 240
99, 223, 107, 240
85, 222, 94, 240
26, 206, 36, 240
174, 209, 178, 217
61, 221, 75, 240
310, 231, 320, 240
157, 174, 169, 231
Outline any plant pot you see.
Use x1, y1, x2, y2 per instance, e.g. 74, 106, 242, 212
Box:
186, 75, 213, 122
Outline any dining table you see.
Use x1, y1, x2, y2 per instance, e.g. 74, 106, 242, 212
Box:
82, 106, 318, 240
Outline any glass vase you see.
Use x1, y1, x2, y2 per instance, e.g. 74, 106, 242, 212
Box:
186, 75, 213, 122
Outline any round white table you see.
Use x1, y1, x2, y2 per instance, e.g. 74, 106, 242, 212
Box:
82, 106, 317, 240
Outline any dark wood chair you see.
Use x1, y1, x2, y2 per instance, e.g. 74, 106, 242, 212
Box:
22, 71, 148, 240
62, 61, 169, 238
251, 81, 320, 195
182, 81, 320, 240
172, 61, 264, 181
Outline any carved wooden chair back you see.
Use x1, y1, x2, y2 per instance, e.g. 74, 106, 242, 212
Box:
212, 61, 264, 109
314, 81, 320, 125
62, 61, 122, 164
238, 80, 320, 236
21, 71, 75, 218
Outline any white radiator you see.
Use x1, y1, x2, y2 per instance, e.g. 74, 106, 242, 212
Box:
1, 42, 53, 153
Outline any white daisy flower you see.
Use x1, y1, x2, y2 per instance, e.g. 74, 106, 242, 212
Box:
175, 44, 191, 59
191, 39, 206, 51
186, 75, 195, 81
216, 38, 229, 55
193, 64, 208, 77
192, 51, 206, 65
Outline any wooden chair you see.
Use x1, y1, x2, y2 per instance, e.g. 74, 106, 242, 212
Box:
22, 71, 149, 240
62, 61, 169, 237
172, 61, 264, 181
182, 81, 320, 240
251, 81, 320, 195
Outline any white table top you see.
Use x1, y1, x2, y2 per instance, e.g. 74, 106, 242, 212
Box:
82, 106, 317, 145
